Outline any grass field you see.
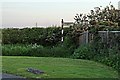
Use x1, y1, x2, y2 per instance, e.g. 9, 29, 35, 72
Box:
2, 56, 118, 78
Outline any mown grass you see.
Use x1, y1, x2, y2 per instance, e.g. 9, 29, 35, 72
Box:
2, 56, 118, 78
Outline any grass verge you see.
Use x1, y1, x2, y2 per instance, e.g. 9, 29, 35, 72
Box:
2, 56, 118, 78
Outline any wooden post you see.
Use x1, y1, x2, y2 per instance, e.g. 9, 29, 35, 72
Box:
106, 29, 109, 45
86, 30, 89, 44
60, 19, 74, 45
61, 19, 64, 43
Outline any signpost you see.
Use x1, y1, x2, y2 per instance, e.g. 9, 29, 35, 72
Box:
61, 19, 74, 43
61, 19, 64, 43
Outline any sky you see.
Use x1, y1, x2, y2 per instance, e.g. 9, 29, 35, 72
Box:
0, 0, 119, 28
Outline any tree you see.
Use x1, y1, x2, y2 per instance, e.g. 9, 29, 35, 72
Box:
73, 3, 120, 32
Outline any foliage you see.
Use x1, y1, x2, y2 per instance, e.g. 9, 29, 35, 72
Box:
2, 27, 61, 46
73, 4, 120, 32
2, 44, 30, 56
87, 5, 120, 28
71, 15, 120, 70
68, 4, 120, 46
71, 43, 119, 71
2, 36, 75, 57
95, 46, 120, 71
71, 44, 93, 60
2, 27, 77, 46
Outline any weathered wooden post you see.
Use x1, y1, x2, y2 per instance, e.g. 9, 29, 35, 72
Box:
106, 29, 109, 45
86, 30, 89, 44
61, 19, 64, 43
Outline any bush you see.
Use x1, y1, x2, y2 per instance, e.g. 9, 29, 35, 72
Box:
71, 42, 119, 71
27, 44, 45, 57
2, 42, 75, 58
96, 47, 120, 71
2, 44, 30, 56
2, 44, 49, 57
71, 44, 94, 60
51, 45, 74, 57
2, 27, 70, 46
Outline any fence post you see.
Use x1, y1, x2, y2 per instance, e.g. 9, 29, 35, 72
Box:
106, 29, 109, 45
86, 30, 89, 44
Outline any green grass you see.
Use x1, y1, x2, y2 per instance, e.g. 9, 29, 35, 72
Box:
2, 56, 118, 78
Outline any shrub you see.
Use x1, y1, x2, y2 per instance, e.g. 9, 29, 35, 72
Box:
2, 42, 75, 58
43, 36, 76, 57
27, 44, 45, 57
71, 42, 119, 71
2, 27, 68, 46
71, 44, 93, 60
2, 44, 30, 56
2, 44, 48, 57
96, 47, 119, 71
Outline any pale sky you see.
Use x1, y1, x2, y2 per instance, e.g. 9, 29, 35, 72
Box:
1, 0, 119, 28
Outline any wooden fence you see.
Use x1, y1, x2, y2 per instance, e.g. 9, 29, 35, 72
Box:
79, 31, 120, 46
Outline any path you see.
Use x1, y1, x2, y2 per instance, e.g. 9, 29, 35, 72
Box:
0, 73, 26, 80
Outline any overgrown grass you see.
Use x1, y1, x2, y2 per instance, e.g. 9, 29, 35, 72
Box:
2, 44, 75, 57
2, 56, 118, 78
